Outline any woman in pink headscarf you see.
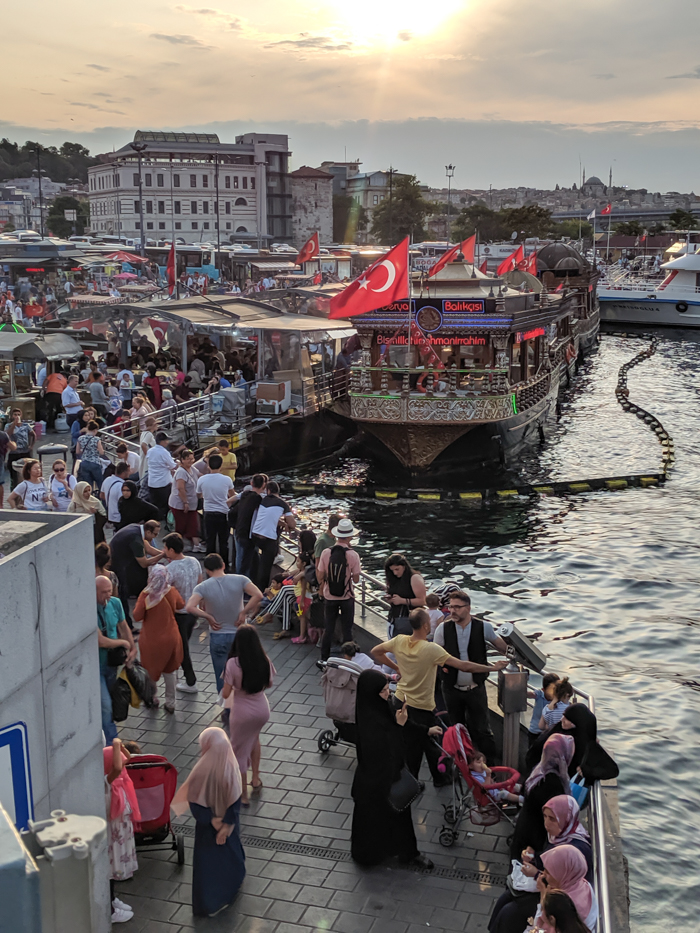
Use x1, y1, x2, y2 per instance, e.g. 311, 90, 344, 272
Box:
104, 738, 142, 923
172, 727, 245, 917
528, 845, 598, 932
509, 734, 574, 859
133, 565, 184, 713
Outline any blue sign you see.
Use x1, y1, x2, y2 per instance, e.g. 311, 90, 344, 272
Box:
0, 722, 34, 830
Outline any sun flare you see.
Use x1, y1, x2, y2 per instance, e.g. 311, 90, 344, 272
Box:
324, 0, 466, 46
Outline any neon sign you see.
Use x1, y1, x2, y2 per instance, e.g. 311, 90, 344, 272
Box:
378, 334, 486, 346
515, 327, 545, 344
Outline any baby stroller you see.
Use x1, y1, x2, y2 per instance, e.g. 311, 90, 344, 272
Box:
316, 657, 363, 752
125, 754, 185, 864
437, 723, 520, 848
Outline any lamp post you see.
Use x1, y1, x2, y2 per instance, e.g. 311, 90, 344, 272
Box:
129, 142, 148, 256
445, 164, 455, 244
31, 147, 46, 237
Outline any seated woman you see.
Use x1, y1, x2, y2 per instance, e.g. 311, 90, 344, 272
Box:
538, 888, 592, 933
527, 704, 598, 778
528, 846, 598, 933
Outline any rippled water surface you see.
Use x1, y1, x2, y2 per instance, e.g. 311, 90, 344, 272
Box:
290, 331, 700, 933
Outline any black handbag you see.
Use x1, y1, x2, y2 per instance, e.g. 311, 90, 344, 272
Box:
387, 767, 423, 813
110, 676, 131, 723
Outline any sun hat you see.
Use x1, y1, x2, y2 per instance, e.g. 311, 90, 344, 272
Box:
332, 518, 358, 538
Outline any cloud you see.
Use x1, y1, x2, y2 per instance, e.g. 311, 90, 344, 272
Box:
175, 6, 243, 29
87, 63, 111, 72
425, 53, 465, 61
70, 101, 125, 115
150, 33, 213, 48
593, 73, 615, 80
266, 33, 353, 52
397, 31, 412, 42
667, 65, 700, 79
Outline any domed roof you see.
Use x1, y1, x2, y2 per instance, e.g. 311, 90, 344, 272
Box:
536, 242, 590, 273
584, 175, 604, 186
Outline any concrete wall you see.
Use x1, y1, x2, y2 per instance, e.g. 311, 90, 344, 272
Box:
291, 176, 333, 248
0, 510, 104, 823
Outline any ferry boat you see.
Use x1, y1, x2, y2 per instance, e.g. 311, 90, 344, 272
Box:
346, 242, 599, 471
598, 248, 700, 327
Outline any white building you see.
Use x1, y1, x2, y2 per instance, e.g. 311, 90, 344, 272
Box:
87, 131, 292, 245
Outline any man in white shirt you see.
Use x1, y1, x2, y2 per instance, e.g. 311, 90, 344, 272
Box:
163, 531, 203, 694
146, 432, 177, 521
115, 442, 139, 479
250, 479, 295, 590
139, 416, 157, 478
61, 374, 84, 427
101, 461, 130, 523
196, 453, 236, 570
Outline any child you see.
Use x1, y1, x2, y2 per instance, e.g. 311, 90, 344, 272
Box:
527, 672, 559, 745
340, 641, 383, 672
426, 593, 445, 639
217, 438, 238, 482
104, 737, 141, 923
255, 573, 285, 618
468, 750, 522, 805
539, 677, 575, 731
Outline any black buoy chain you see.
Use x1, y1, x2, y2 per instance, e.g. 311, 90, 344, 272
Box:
614, 337, 674, 475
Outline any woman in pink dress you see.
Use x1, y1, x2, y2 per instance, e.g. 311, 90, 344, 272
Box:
222, 625, 275, 805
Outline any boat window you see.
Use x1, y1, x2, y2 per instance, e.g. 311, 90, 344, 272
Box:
458, 342, 492, 368
510, 342, 522, 383
526, 340, 536, 378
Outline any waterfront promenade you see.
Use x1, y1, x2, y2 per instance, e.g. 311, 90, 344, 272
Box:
114, 625, 512, 933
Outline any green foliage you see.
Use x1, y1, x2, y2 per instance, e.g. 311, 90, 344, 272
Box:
452, 203, 506, 241
613, 221, 644, 236
502, 205, 553, 239
550, 219, 593, 239
370, 175, 432, 245
46, 196, 89, 238
332, 194, 368, 243
648, 221, 666, 235
668, 209, 696, 230
0, 139, 98, 184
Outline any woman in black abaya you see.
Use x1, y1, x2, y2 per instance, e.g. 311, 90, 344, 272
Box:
525, 703, 598, 777
350, 670, 434, 870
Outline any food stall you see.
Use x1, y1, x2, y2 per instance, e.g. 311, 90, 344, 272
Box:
0, 331, 83, 419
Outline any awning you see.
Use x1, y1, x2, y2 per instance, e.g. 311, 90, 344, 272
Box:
0, 332, 83, 362
251, 261, 298, 272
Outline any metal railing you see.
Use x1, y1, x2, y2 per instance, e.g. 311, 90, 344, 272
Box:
98, 394, 218, 459
350, 366, 511, 396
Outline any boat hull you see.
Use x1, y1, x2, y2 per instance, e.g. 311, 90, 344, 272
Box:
599, 295, 700, 327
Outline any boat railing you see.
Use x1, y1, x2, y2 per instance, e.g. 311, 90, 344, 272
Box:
349, 366, 511, 396
296, 369, 351, 415
601, 281, 700, 295
515, 370, 552, 411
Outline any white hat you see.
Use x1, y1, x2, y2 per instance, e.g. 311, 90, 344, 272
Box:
332, 518, 358, 538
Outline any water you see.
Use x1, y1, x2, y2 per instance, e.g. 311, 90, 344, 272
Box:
290, 331, 700, 933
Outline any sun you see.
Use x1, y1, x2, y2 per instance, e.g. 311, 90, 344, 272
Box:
324, 0, 466, 46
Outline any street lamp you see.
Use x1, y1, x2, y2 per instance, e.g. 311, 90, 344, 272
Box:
129, 141, 148, 256
445, 164, 456, 244
31, 147, 47, 237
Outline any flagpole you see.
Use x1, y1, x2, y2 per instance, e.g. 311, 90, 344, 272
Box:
605, 208, 612, 264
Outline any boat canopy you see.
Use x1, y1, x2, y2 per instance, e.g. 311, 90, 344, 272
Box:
0, 332, 84, 362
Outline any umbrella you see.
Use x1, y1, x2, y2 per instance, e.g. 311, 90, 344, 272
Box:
113, 272, 138, 281
103, 250, 148, 264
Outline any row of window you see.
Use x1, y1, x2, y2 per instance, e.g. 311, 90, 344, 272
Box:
132, 199, 249, 214
91, 174, 119, 191
133, 221, 249, 232
128, 173, 254, 190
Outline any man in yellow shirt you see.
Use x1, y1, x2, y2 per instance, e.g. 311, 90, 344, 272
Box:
372, 609, 508, 785
217, 439, 238, 482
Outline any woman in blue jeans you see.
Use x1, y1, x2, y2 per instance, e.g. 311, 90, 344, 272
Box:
76, 420, 105, 489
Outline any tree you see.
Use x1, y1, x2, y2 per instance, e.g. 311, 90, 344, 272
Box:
668, 209, 696, 230
0, 138, 98, 183
550, 219, 593, 239
613, 221, 644, 236
333, 194, 368, 243
46, 195, 89, 238
502, 205, 553, 239
451, 203, 506, 242
370, 175, 432, 245
648, 221, 666, 235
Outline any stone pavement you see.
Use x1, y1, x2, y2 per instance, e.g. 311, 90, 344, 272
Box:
114, 624, 512, 933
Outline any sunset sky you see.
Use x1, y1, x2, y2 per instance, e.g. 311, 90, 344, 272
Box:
4, 0, 700, 189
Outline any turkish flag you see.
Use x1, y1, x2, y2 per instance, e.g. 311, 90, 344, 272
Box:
72, 318, 93, 333
296, 232, 319, 266
148, 318, 170, 344
166, 241, 176, 296
497, 244, 525, 275
427, 234, 476, 278
555, 282, 565, 292
312, 271, 323, 285
479, 259, 489, 274
601, 203, 612, 216
329, 237, 410, 320
527, 251, 538, 275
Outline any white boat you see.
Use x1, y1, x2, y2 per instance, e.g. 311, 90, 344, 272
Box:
598, 249, 700, 326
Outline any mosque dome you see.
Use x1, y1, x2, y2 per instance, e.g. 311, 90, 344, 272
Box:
536, 242, 590, 273
584, 176, 604, 187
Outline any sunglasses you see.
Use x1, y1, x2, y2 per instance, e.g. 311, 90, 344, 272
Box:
54, 467, 66, 473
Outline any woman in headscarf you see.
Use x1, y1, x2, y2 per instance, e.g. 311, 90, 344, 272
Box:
132, 565, 184, 713
350, 669, 435, 870
528, 845, 597, 933
67, 480, 107, 543
104, 737, 141, 923
510, 734, 574, 859
526, 704, 597, 777
171, 727, 245, 917
116, 480, 159, 529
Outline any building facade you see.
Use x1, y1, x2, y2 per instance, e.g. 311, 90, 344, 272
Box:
289, 166, 333, 248
87, 131, 292, 245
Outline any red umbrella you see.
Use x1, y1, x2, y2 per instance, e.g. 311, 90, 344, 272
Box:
103, 250, 148, 263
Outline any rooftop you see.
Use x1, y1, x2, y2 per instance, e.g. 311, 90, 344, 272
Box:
134, 131, 221, 144
289, 166, 334, 179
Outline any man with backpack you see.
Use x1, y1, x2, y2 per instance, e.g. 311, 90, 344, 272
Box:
316, 517, 362, 660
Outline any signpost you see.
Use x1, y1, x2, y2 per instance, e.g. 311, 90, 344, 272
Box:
0, 722, 34, 830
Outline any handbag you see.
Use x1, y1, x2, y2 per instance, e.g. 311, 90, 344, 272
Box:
570, 773, 589, 808
387, 766, 423, 813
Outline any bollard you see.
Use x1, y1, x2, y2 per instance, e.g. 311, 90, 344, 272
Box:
497, 664, 529, 770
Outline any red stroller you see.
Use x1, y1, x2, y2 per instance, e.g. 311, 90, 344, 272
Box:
125, 754, 185, 864
437, 724, 520, 848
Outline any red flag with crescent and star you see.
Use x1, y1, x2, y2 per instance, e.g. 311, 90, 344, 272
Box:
496, 244, 525, 275
600, 203, 612, 216
166, 241, 176, 296
296, 232, 319, 266
527, 250, 538, 275
148, 318, 170, 344
329, 237, 410, 320
72, 318, 93, 333
479, 258, 489, 274
427, 234, 476, 278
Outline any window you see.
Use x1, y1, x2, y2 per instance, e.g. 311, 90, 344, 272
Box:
158, 201, 165, 214
115, 174, 120, 187
190, 174, 197, 187
191, 222, 198, 230
132, 173, 139, 186
203, 222, 210, 230
202, 176, 208, 188
146, 222, 153, 230
225, 222, 231, 230
236, 226, 248, 233
225, 176, 231, 189
134, 200, 140, 212
145, 173, 152, 186
250, 177, 255, 190
173, 174, 180, 187
145, 200, 153, 214
235, 197, 247, 207
373, 195, 379, 205
242, 177, 248, 190
157, 174, 164, 187
225, 202, 231, 214
191, 201, 198, 214
158, 222, 166, 230
234, 176, 239, 188
175, 222, 181, 230
174, 201, 181, 214
202, 202, 209, 214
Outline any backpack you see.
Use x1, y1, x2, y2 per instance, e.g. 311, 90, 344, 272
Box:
326, 545, 349, 598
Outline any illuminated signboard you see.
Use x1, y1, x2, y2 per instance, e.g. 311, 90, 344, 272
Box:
25, 268, 45, 273
384, 298, 485, 317
515, 327, 546, 344
378, 334, 487, 346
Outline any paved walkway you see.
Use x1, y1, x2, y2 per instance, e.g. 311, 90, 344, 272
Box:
114, 624, 512, 933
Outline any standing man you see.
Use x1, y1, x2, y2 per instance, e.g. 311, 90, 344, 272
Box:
433, 591, 509, 764
109, 520, 163, 626
313, 513, 342, 562
371, 608, 508, 784
96, 576, 136, 743
162, 532, 202, 695
5, 409, 34, 489
196, 453, 236, 569
100, 461, 130, 525
88, 372, 110, 417
233, 473, 266, 577
316, 517, 361, 661
61, 374, 84, 427
139, 416, 158, 480
185, 553, 263, 693
250, 479, 295, 590
43, 368, 67, 430
146, 432, 177, 522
